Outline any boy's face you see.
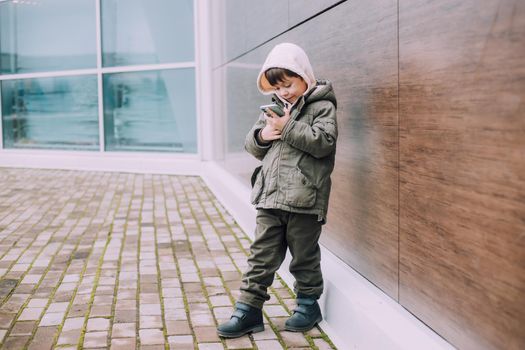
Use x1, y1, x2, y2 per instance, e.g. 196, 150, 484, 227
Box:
271, 76, 307, 104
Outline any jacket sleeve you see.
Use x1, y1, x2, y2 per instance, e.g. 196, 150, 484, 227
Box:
280, 102, 337, 159
244, 113, 272, 161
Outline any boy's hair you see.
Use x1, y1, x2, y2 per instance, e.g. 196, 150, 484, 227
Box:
264, 68, 301, 86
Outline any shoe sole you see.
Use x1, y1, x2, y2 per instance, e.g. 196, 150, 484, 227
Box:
217, 324, 264, 338
284, 315, 323, 332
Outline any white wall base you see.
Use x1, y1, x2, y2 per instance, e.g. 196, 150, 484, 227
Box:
202, 161, 455, 350
0, 150, 203, 175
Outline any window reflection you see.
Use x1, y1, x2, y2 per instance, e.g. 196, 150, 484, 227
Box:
103, 69, 197, 153
0, 0, 96, 74
0, 0, 197, 154
102, 0, 194, 67
1, 75, 99, 150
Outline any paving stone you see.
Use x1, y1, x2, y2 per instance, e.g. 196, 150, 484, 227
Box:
0, 170, 336, 350
62, 317, 85, 331
168, 334, 193, 345
265, 305, 290, 317
193, 326, 220, 343
140, 293, 160, 304
9, 321, 36, 336
83, 331, 108, 348
111, 337, 136, 350
47, 302, 70, 313
165, 320, 191, 335
90, 305, 112, 317
39, 312, 65, 326
163, 297, 184, 309
313, 338, 334, 350
112, 322, 135, 338
255, 339, 285, 350
27, 326, 58, 350
114, 309, 136, 323
163, 288, 183, 298
306, 326, 322, 337
93, 295, 114, 305
1, 335, 30, 349
18, 308, 44, 321
140, 304, 162, 316
87, 317, 111, 331
115, 299, 136, 310
271, 317, 289, 332
27, 298, 49, 308
198, 343, 223, 350
190, 311, 215, 326
56, 329, 82, 346
209, 295, 231, 307
213, 306, 233, 320
67, 304, 89, 318
140, 328, 165, 345
164, 308, 187, 321
140, 315, 163, 329
225, 336, 253, 349
21, 275, 41, 284
252, 326, 279, 340
281, 331, 310, 347
143, 345, 167, 350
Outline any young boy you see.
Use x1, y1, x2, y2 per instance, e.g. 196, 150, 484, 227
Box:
217, 43, 338, 338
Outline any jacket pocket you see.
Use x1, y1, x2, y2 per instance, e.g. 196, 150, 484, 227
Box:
250, 165, 262, 188
284, 168, 316, 208
250, 168, 265, 204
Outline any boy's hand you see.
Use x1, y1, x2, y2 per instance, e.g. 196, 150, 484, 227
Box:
264, 106, 291, 132
259, 124, 281, 142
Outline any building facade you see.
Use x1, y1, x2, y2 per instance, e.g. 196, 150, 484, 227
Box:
1, 1, 524, 349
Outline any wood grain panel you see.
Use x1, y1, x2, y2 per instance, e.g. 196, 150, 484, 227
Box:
399, 1, 525, 349
224, 0, 247, 63
218, 0, 400, 297
243, 0, 289, 53
284, 0, 400, 298
287, 0, 343, 27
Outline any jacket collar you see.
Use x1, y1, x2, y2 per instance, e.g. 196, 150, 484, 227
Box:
271, 85, 318, 119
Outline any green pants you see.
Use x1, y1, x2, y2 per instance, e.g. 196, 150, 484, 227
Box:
238, 208, 323, 309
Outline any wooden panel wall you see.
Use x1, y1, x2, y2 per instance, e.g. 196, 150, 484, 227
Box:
302, 0, 400, 298
212, 0, 525, 348
398, 1, 525, 349
216, 0, 400, 298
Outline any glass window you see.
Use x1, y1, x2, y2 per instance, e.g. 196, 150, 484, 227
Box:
103, 69, 197, 153
1, 75, 99, 150
0, 0, 97, 74
102, 0, 194, 67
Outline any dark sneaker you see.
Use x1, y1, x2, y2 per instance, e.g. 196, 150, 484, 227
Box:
217, 302, 264, 338
285, 296, 322, 332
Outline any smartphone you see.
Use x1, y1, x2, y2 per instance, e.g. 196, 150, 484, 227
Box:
259, 103, 285, 117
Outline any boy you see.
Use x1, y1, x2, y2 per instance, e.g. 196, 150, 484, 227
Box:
217, 43, 338, 338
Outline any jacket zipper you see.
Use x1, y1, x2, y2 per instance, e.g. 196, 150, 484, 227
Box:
274, 139, 284, 207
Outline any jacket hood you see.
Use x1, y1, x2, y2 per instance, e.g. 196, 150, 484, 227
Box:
257, 43, 316, 95
306, 80, 337, 108
272, 79, 337, 110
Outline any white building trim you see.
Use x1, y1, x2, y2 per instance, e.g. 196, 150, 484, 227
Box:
0, 63, 197, 82
195, 0, 215, 161
0, 150, 202, 175
0, 87, 3, 150
95, 0, 105, 152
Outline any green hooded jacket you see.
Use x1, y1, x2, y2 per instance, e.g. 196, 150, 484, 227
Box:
245, 79, 338, 221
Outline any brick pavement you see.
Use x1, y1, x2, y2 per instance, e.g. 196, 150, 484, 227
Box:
0, 168, 336, 350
